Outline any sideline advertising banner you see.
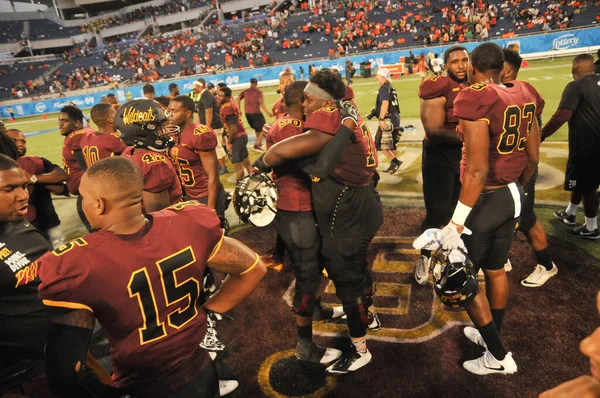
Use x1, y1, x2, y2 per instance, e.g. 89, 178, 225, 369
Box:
2, 27, 599, 118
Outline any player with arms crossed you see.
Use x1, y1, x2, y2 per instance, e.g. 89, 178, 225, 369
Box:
117, 99, 183, 213
37, 157, 267, 398
258, 70, 383, 374
414, 45, 469, 285
80, 103, 126, 168
440, 43, 542, 375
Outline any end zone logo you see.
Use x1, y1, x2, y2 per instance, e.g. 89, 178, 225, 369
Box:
553, 34, 579, 50
35, 102, 46, 113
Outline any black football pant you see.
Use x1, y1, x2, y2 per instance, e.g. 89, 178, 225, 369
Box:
421, 140, 462, 231
321, 234, 376, 338
166, 360, 219, 398
274, 210, 322, 316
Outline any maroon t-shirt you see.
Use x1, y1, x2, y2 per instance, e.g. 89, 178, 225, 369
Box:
170, 124, 218, 199
454, 80, 544, 186
80, 132, 127, 167
304, 107, 377, 187
62, 129, 89, 195
239, 86, 264, 114
272, 97, 286, 119
418, 75, 464, 133
17, 156, 45, 223
219, 101, 246, 140
266, 116, 312, 212
38, 202, 224, 398
122, 147, 182, 211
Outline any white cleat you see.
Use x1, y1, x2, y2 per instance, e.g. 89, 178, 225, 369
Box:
521, 263, 558, 288
504, 259, 512, 273
219, 380, 239, 396
414, 255, 430, 285
326, 349, 372, 375
463, 351, 517, 375
463, 326, 487, 349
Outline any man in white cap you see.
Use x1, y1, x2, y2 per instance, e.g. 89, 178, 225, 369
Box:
373, 68, 402, 174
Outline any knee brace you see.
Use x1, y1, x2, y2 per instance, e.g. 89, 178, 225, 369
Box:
292, 261, 321, 317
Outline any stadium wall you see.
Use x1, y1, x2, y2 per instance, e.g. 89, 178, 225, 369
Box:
2, 27, 599, 118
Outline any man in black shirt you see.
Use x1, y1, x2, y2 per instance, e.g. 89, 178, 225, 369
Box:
373, 68, 402, 174
196, 79, 228, 174
542, 54, 600, 239
0, 154, 56, 397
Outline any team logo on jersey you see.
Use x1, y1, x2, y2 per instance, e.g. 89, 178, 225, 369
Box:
319, 107, 337, 113
121, 106, 156, 125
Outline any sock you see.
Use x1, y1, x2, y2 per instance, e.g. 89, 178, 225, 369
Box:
490, 308, 505, 333
535, 249, 553, 271
585, 216, 598, 231
565, 202, 579, 215
477, 322, 507, 361
421, 249, 431, 258
351, 335, 367, 353
297, 325, 312, 341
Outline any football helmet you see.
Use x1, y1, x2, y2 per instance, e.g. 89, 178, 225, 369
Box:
114, 99, 179, 152
430, 247, 478, 309
233, 173, 278, 227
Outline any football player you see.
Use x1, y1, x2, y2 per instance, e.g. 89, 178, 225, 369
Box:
501, 49, 558, 287
414, 45, 469, 286
272, 72, 295, 119
217, 86, 252, 181
168, 95, 227, 217
0, 154, 56, 397
58, 105, 93, 230
115, 99, 183, 212
80, 103, 126, 168
265, 80, 344, 364
440, 42, 542, 375
37, 156, 266, 398
259, 70, 383, 374
542, 54, 600, 240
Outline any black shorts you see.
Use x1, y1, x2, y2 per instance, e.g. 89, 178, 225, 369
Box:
518, 168, 538, 232
564, 156, 600, 192
463, 183, 523, 271
421, 139, 462, 230
245, 113, 266, 132
189, 185, 228, 218
231, 134, 249, 163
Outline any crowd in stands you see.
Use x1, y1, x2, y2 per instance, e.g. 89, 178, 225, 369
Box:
1, 0, 598, 100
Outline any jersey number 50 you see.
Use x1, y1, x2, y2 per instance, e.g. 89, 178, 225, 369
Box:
128, 246, 200, 345
497, 103, 537, 154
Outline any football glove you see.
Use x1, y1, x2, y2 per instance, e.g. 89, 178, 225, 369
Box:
440, 222, 472, 250
252, 154, 272, 173
336, 100, 359, 125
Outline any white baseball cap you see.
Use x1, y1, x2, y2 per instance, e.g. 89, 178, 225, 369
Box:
377, 68, 392, 82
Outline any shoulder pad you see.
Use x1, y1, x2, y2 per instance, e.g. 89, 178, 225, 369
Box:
419, 76, 449, 100
51, 237, 89, 257
193, 125, 212, 135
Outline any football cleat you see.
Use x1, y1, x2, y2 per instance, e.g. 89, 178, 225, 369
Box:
463, 326, 487, 349
368, 312, 382, 331
521, 263, 558, 287
387, 158, 402, 175
504, 259, 512, 273
295, 342, 343, 364
312, 305, 345, 323
219, 380, 239, 396
553, 210, 576, 225
566, 224, 599, 240
326, 347, 372, 375
414, 255, 430, 285
463, 351, 517, 375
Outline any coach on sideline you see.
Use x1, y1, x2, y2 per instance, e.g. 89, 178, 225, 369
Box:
0, 150, 56, 397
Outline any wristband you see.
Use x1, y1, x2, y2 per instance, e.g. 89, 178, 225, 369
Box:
450, 201, 472, 226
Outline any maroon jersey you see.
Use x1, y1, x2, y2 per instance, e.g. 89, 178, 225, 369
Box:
239, 86, 264, 114
122, 147, 182, 211
170, 124, 218, 199
454, 80, 544, 186
304, 107, 377, 187
272, 97, 286, 119
16, 156, 45, 223
219, 100, 246, 140
38, 202, 224, 397
343, 85, 355, 101
80, 132, 127, 167
266, 116, 312, 211
62, 129, 89, 195
418, 75, 463, 132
